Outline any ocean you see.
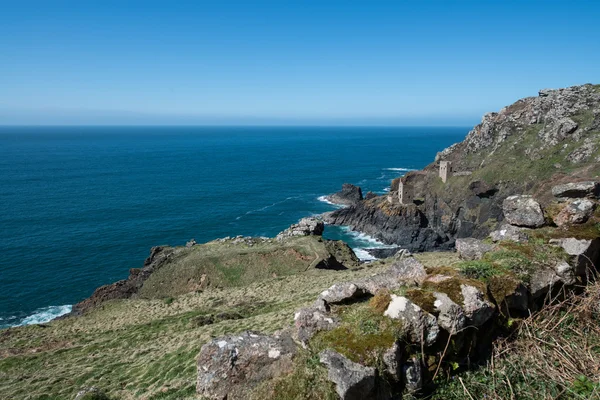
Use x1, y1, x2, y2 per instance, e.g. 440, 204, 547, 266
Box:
0, 126, 466, 328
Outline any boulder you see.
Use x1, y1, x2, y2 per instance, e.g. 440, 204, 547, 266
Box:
552, 181, 600, 199
529, 268, 563, 299
74, 387, 109, 400
384, 295, 439, 346
325, 183, 364, 206
196, 331, 297, 400
276, 217, 324, 239
314, 282, 366, 312
455, 238, 494, 260
460, 285, 495, 326
502, 195, 545, 228
433, 292, 467, 334
489, 223, 529, 243
186, 238, 197, 247
293, 307, 339, 346
319, 349, 376, 400
554, 199, 596, 226
357, 257, 426, 294
551, 238, 600, 276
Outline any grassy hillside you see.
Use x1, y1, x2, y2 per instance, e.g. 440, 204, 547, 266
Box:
0, 247, 456, 399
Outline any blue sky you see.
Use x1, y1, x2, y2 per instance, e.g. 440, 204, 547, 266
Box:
1, 0, 599, 126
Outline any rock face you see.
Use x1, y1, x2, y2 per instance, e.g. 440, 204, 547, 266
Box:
552, 181, 600, 198
276, 217, 324, 239
325, 183, 364, 206
196, 331, 297, 400
502, 195, 545, 228
323, 197, 452, 252
455, 238, 494, 260
319, 349, 376, 400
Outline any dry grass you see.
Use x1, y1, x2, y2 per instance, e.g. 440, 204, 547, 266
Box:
431, 280, 600, 399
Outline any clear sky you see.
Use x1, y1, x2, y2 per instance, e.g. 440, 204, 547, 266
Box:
1, 0, 599, 126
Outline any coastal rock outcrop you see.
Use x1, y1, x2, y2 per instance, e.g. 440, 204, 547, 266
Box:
71, 246, 177, 316
276, 217, 324, 239
325, 183, 364, 206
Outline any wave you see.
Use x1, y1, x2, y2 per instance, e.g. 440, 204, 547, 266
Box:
14, 305, 72, 327
317, 195, 346, 208
384, 167, 416, 172
236, 196, 301, 220
353, 248, 378, 262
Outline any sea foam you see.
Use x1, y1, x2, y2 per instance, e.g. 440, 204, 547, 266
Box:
16, 305, 72, 327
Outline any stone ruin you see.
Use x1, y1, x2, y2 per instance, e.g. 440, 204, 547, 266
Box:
398, 180, 413, 205
439, 160, 453, 183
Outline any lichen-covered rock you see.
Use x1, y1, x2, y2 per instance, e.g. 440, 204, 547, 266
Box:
319, 349, 376, 400
402, 357, 423, 393
276, 217, 324, 239
433, 292, 466, 334
460, 285, 495, 326
502, 195, 545, 228
552, 181, 600, 198
455, 238, 494, 260
197, 331, 296, 400
539, 117, 578, 146
529, 268, 563, 299
357, 257, 427, 294
382, 342, 403, 382
489, 223, 529, 243
554, 199, 596, 226
384, 295, 439, 346
551, 237, 600, 276
314, 282, 366, 312
555, 260, 576, 286
293, 307, 339, 346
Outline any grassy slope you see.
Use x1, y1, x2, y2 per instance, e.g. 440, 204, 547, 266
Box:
137, 236, 357, 299
0, 252, 456, 400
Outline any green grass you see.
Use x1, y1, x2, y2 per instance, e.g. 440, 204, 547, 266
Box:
310, 301, 402, 367
137, 236, 359, 299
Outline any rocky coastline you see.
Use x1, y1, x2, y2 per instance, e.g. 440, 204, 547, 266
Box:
3, 84, 600, 400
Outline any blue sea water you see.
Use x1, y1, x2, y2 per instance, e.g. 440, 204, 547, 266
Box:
0, 126, 466, 328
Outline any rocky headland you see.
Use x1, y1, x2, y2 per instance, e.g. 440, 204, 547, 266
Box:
324, 84, 600, 251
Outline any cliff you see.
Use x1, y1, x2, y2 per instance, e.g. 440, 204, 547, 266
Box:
325, 84, 600, 250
